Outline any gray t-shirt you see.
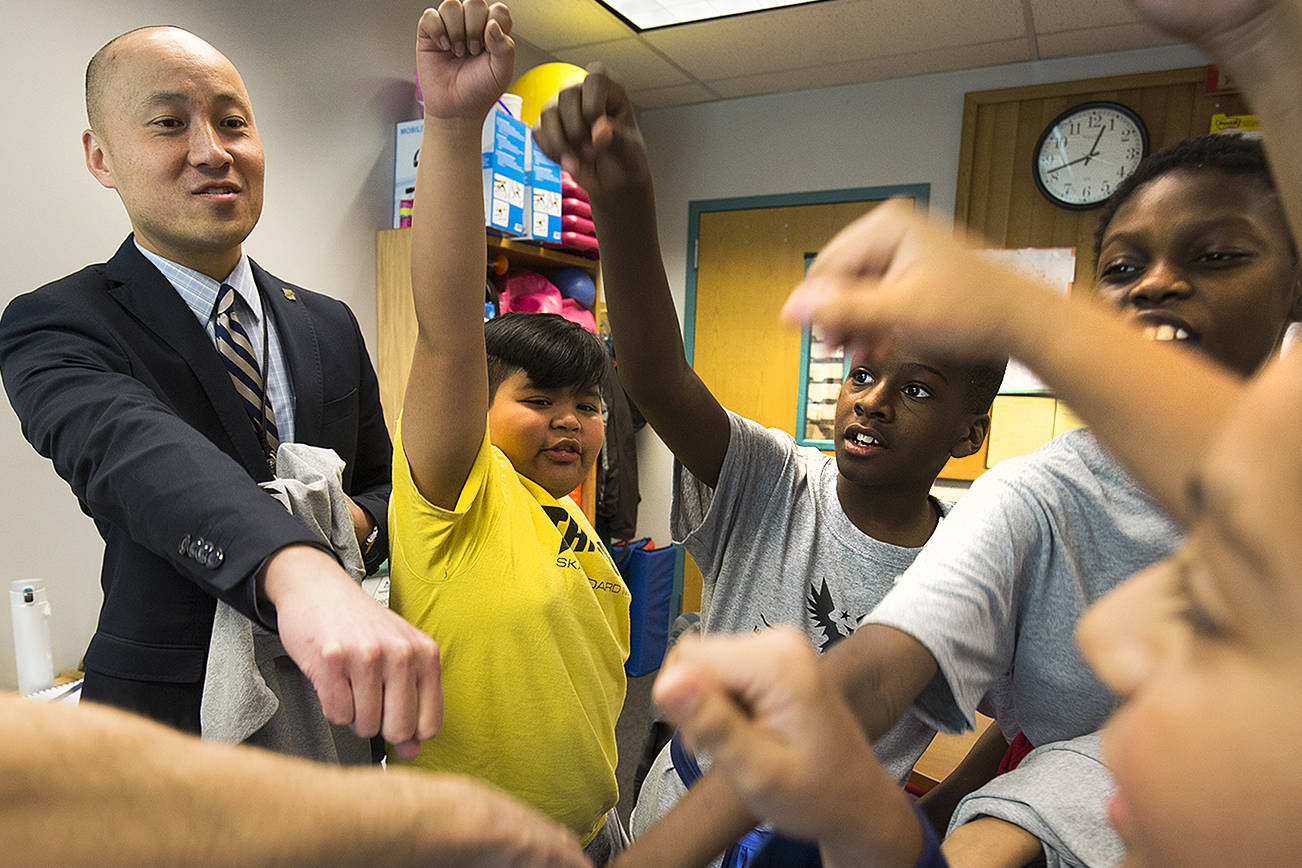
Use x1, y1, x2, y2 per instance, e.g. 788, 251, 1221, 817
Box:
950, 733, 1122, 868
686, 412, 943, 646
866, 428, 1182, 746
631, 411, 941, 843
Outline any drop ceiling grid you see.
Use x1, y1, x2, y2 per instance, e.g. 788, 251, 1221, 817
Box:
497, 0, 1190, 110
640, 0, 1027, 80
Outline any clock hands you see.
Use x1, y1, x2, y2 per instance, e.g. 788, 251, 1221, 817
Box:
1047, 154, 1092, 174
1085, 125, 1105, 162
1047, 125, 1109, 173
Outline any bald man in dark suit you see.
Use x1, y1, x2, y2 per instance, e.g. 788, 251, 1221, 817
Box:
0, 25, 440, 757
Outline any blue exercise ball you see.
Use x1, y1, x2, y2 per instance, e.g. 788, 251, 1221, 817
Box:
552, 267, 597, 309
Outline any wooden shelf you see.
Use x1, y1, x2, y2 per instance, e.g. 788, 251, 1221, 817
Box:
488, 235, 598, 271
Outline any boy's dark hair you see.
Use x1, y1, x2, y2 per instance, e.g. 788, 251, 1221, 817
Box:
485, 312, 608, 400
1093, 134, 1285, 262
962, 359, 1007, 414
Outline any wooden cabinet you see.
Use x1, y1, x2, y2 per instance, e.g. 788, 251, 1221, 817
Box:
375, 228, 603, 516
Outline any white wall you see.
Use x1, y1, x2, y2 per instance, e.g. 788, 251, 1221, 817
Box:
0, 0, 1202, 687
631, 42, 1208, 545
0, 0, 552, 690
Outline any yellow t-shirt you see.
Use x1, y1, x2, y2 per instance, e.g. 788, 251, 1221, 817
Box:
388, 421, 630, 843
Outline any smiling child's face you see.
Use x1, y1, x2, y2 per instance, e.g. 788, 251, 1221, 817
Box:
1077, 350, 1302, 866
1094, 169, 1301, 377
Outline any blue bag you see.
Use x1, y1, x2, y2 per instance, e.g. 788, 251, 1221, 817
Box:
611, 539, 677, 676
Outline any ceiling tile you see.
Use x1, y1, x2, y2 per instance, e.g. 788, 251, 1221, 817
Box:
1037, 23, 1179, 59
553, 38, 691, 89
705, 38, 1030, 98
1028, 0, 1143, 33
642, 0, 1025, 81
511, 36, 557, 74
507, 0, 634, 50
628, 81, 720, 109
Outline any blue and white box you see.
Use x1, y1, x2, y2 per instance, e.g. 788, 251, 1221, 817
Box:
526, 136, 563, 244
393, 119, 423, 228
482, 108, 528, 237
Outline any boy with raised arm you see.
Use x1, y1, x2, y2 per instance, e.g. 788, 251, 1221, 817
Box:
621, 25, 1302, 868
652, 5, 1302, 844
388, 4, 629, 861
532, 69, 1004, 857
624, 131, 1302, 866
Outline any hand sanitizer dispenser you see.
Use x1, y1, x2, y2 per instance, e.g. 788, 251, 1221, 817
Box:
10, 579, 54, 695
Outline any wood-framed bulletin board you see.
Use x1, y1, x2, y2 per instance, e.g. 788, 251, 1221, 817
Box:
956, 65, 1250, 289
943, 66, 1251, 480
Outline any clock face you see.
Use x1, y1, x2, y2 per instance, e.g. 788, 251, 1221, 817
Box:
1034, 102, 1149, 209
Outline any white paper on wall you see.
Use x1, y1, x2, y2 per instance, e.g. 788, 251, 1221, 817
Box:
979, 247, 1076, 395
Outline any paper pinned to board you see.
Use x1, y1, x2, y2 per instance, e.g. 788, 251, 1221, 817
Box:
25, 678, 82, 703
979, 248, 1076, 395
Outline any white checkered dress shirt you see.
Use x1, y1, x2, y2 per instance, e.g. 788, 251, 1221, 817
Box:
136, 242, 296, 443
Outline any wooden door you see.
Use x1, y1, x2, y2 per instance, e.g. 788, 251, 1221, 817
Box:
691, 198, 888, 432
679, 195, 899, 615
686, 192, 987, 480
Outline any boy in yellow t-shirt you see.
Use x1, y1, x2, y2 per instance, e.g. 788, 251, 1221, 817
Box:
387, 3, 630, 860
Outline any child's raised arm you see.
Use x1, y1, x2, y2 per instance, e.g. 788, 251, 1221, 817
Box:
532, 69, 731, 487
403, 1, 515, 508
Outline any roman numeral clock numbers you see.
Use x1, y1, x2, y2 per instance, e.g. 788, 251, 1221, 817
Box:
1034, 101, 1149, 209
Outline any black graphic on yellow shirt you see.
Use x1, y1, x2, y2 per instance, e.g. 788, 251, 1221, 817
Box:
540, 504, 626, 596
541, 505, 601, 555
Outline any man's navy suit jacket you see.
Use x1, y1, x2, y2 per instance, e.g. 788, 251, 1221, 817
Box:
0, 238, 393, 729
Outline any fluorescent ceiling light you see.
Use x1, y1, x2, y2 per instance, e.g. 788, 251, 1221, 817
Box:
597, 0, 825, 31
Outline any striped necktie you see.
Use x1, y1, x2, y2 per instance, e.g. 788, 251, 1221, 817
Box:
214, 284, 279, 459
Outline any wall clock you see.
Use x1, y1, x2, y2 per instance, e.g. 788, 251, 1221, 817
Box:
1033, 101, 1149, 209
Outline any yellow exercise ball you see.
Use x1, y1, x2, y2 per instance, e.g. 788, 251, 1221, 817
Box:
508, 62, 588, 126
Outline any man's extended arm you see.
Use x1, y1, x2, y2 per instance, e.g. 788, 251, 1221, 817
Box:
0, 694, 586, 867
0, 284, 324, 621
0, 253, 438, 758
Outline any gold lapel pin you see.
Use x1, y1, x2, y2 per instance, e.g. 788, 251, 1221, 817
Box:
281, 287, 297, 301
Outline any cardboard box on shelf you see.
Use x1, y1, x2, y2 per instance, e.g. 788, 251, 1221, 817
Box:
526, 136, 562, 244
393, 106, 542, 238
481, 108, 528, 237
392, 119, 422, 228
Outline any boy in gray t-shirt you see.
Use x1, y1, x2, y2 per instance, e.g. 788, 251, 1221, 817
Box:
529, 69, 1005, 854
868, 427, 1180, 747
608, 131, 1302, 866
631, 410, 958, 839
